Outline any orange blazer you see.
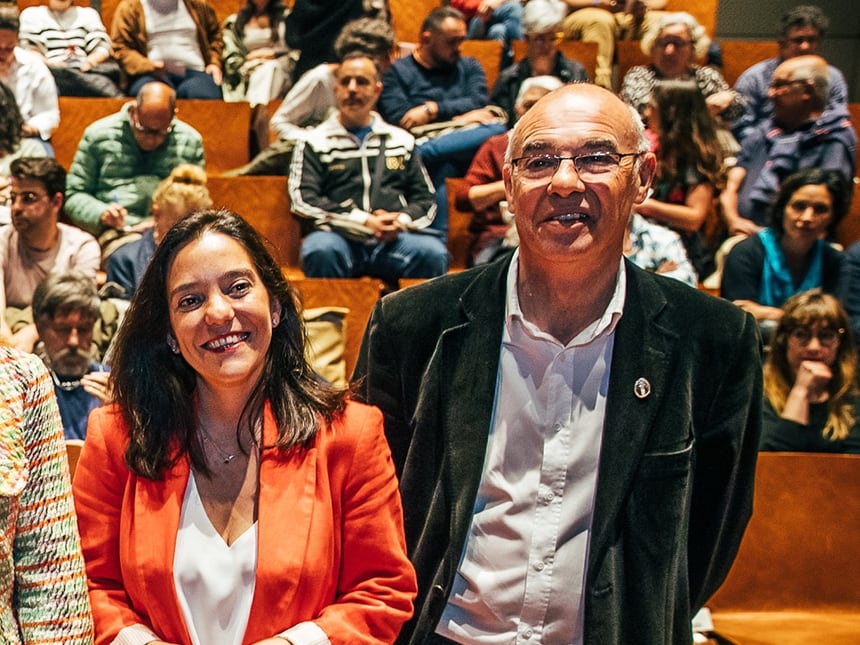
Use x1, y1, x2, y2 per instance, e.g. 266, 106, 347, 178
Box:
73, 400, 416, 645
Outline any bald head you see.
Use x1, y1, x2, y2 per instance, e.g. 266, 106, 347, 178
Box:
774, 54, 830, 106
130, 82, 177, 151
137, 81, 177, 113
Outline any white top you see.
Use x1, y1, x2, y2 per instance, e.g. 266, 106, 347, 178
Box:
143, 0, 205, 72
174, 473, 258, 645
0, 47, 59, 139
19, 5, 112, 62
436, 251, 626, 645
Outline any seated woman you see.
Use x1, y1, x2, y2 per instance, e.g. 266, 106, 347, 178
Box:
761, 289, 860, 453
106, 163, 211, 299
620, 11, 744, 147
222, 0, 291, 106
73, 208, 416, 644
721, 168, 850, 325
634, 78, 724, 281
111, 0, 223, 98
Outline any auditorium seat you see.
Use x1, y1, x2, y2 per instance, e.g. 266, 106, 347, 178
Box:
719, 39, 780, 86
836, 103, 860, 250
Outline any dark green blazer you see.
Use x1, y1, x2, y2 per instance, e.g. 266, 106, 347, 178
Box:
354, 255, 762, 644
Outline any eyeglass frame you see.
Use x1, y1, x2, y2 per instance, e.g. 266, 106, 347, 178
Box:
509, 151, 644, 182
129, 109, 175, 137
787, 326, 845, 348
654, 37, 693, 49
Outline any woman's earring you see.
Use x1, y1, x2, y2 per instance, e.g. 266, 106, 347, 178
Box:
272, 313, 280, 328
166, 335, 180, 354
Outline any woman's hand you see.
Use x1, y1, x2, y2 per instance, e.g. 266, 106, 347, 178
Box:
793, 360, 833, 399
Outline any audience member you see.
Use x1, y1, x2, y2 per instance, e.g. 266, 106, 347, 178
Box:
0, 82, 46, 216
561, 0, 667, 89
231, 16, 395, 176
222, 0, 290, 104
635, 78, 725, 281
490, 0, 588, 129
0, 6, 59, 150
720, 55, 855, 236
19, 0, 123, 97
721, 168, 850, 326
289, 53, 447, 283
761, 290, 860, 453
0, 343, 93, 643
459, 75, 563, 265
355, 83, 761, 644
284, 0, 376, 85
450, 0, 522, 68
620, 12, 744, 130
64, 82, 205, 255
73, 208, 416, 643
379, 6, 507, 235
1, 157, 99, 353
107, 163, 211, 298
733, 4, 849, 144
626, 212, 698, 287
110, 0, 223, 98
32, 270, 109, 440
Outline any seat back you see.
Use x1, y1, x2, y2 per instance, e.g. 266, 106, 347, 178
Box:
835, 103, 860, 250
720, 40, 780, 87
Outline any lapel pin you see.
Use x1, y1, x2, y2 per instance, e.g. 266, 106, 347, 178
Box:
634, 377, 651, 399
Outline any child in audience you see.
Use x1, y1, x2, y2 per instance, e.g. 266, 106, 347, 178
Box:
761, 289, 860, 453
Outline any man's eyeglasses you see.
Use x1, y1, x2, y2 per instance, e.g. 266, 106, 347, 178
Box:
769, 78, 808, 92
655, 38, 692, 49
130, 112, 174, 137
527, 31, 563, 45
8, 191, 48, 205
787, 326, 844, 347
785, 35, 819, 46
510, 152, 642, 182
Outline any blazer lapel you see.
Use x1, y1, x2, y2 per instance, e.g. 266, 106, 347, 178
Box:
587, 265, 680, 578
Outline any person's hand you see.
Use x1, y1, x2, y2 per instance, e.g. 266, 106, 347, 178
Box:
452, 107, 500, 125
206, 63, 223, 85
366, 210, 404, 242
247, 47, 276, 61
476, 0, 503, 19
725, 215, 762, 238
654, 259, 678, 274
705, 91, 735, 118
400, 104, 435, 130
81, 371, 112, 404
100, 202, 128, 230
128, 219, 155, 234
793, 360, 833, 400
21, 123, 40, 138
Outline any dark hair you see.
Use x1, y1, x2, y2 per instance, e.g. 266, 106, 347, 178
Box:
0, 82, 22, 154
10, 157, 67, 197
334, 17, 395, 60
234, 0, 286, 40
420, 6, 465, 35
780, 4, 829, 38
767, 168, 851, 238
0, 5, 19, 32
650, 79, 724, 190
110, 208, 347, 479
32, 270, 101, 328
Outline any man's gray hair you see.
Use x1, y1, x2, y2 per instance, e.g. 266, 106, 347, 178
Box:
515, 76, 564, 108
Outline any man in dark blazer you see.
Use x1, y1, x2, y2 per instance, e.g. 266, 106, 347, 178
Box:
354, 83, 761, 644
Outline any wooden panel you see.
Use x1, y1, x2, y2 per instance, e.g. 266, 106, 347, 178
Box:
461, 39, 503, 93
445, 177, 472, 270
291, 277, 384, 379
510, 40, 598, 84
665, 0, 717, 38
389, 0, 440, 44
55, 96, 125, 171
720, 39, 779, 87
206, 175, 298, 269
836, 103, 860, 250
66, 439, 85, 479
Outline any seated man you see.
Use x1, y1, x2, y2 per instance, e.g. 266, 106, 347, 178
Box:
378, 6, 507, 235
561, 0, 667, 89
32, 270, 109, 440
450, 0, 523, 68
289, 52, 448, 284
0, 6, 59, 151
491, 0, 589, 129
720, 55, 856, 237
64, 81, 204, 255
230, 17, 396, 176
732, 4, 849, 145
1, 157, 99, 352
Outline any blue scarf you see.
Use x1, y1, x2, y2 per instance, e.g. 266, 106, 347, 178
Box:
757, 227, 824, 307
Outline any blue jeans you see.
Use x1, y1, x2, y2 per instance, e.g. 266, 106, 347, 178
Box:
129, 68, 222, 99
419, 122, 507, 236
301, 230, 449, 284
467, 0, 523, 69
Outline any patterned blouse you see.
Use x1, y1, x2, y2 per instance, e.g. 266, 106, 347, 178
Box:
0, 347, 93, 643
620, 64, 746, 123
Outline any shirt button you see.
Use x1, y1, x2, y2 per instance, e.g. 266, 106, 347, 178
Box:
534, 561, 545, 572
523, 628, 534, 639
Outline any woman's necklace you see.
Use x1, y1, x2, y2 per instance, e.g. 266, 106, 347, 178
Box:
198, 424, 239, 464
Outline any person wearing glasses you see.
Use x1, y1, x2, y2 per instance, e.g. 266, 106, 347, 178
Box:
721, 168, 850, 330
64, 81, 204, 259
732, 4, 849, 145
489, 0, 588, 130
620, 11, 744, 129
761, 290, 860, 453
719, 55, 855, 238
0, 157, 99, 353
355, 82, 761, 644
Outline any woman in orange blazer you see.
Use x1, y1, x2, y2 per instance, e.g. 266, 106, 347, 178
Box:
73, 209, 416, 645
